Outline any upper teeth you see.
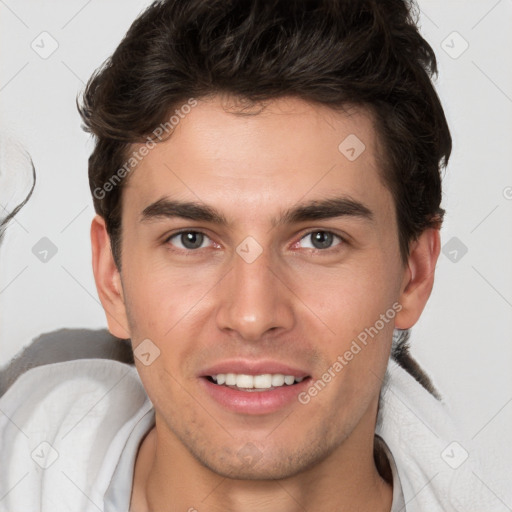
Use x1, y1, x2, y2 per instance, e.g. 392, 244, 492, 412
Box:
211, 373, 304, 389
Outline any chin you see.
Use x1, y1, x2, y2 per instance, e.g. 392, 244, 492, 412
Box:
192, 442, 329, 482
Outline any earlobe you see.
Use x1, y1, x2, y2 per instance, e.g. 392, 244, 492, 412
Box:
394, 228, 441, 330
90, 215, 130, 339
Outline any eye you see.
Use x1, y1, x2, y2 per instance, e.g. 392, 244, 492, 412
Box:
166, 231, 212, 250
298, 230, 343, 250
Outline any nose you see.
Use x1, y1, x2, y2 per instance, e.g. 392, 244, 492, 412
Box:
215, 243, 295, 342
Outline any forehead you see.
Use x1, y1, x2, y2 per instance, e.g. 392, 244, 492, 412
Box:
123, 96, 392, 220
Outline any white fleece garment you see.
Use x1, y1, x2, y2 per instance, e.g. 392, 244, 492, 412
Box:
0, 358, 507, 512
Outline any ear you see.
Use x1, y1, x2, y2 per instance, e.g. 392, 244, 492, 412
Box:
394, 228, 441, 329
90, 215, 130, 339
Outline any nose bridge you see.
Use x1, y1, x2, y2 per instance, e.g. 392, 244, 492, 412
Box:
215, 238, 294, 340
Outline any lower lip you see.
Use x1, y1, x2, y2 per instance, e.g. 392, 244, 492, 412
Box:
200, 377, 311, 415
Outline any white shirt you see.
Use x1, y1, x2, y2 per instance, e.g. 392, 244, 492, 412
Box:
0, 358, 503, 511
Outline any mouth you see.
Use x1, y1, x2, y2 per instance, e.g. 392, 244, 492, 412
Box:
205, 373, 307, 392
199, 364, 312, 415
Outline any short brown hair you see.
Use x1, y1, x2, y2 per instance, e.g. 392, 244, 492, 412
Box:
79, 0, 451, 267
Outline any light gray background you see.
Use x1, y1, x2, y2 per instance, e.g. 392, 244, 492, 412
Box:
1, 0, 511, 502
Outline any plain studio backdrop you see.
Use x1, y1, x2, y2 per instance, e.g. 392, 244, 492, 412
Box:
0, 0, 511, 503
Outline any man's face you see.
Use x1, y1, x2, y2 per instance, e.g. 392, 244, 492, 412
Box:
114, 96, 407, 479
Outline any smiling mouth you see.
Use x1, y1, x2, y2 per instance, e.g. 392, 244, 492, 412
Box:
206, 373, 309, 392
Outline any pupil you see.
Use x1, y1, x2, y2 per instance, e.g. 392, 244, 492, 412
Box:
182, 232, 203, 249
312, 231, 332, 249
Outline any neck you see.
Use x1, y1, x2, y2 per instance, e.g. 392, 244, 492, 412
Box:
131, 406, 393, 512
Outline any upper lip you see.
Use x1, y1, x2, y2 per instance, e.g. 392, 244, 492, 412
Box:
199, 360, 310, 378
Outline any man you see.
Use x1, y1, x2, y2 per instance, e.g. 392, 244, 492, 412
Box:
0, 1, 502, 511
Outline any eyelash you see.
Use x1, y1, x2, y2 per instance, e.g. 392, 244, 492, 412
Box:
164, 229, 346, 254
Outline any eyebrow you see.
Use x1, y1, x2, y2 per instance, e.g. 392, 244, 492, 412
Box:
275, 197, 373, 226
140, 196, 373, 226
141, 198, 227, 224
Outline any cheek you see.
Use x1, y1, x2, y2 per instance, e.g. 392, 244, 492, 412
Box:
121, 253, 219, 337
121, 255, 221, 391
293, 256, 400, 335
297, 264, 398, 412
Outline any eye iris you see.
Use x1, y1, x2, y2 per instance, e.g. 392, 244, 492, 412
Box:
311, 231, 333, 249
181, 232, 203, 249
